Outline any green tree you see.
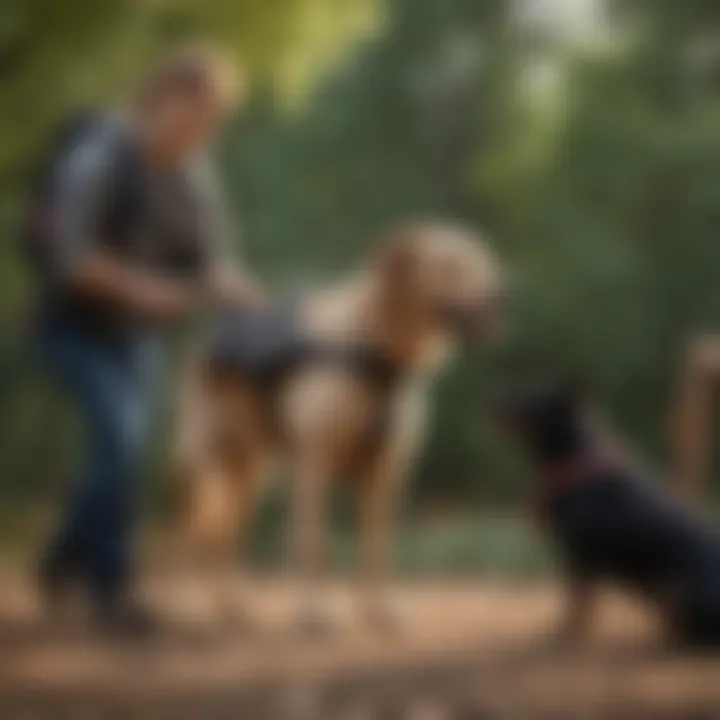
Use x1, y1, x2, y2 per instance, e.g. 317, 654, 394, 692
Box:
0, 0, 384, 182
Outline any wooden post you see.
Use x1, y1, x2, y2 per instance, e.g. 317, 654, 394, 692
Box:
673, 336, 719, 498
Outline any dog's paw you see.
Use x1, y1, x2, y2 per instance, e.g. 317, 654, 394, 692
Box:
359, 597, 407, 636
216, 601, 256, 635
533, 621, 588, 655
294, 601, 340, 638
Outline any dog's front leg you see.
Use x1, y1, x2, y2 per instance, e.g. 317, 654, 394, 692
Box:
356, 440, 419, 635
555, 572, 597, 646
356, 388, 424, 632
290, 455, 335, 634
357, 458, 400, 631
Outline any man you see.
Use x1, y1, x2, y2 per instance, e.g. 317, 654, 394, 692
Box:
31, 45, 261, 632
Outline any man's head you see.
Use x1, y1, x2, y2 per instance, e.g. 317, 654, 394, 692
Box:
135, 43, 244, 164
376, 220, 506, 345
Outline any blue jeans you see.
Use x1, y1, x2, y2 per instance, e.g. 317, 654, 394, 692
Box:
38, 314, 161, 604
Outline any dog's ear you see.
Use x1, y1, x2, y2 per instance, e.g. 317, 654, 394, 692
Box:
376, 223, 423, 287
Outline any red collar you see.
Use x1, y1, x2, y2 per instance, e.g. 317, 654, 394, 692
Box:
539, 451, 613, 493
531, 450, 614, 527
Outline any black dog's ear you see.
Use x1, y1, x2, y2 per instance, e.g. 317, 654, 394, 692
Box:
557, 373, 589, 408
490, 384, 532, 432
490, 389, 518, 423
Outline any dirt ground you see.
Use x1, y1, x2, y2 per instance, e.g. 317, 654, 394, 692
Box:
2, 576, 720, 719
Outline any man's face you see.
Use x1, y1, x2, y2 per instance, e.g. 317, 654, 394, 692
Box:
155, 86, 236, 160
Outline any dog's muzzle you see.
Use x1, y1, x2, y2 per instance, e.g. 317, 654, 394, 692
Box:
443, 289, 508, 346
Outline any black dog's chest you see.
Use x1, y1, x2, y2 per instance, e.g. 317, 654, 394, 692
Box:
549, 478, 695, 591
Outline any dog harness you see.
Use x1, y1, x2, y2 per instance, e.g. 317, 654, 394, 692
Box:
206, 303, 401, 386
204, 303, 404, 465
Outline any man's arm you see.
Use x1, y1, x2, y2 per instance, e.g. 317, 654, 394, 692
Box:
191, 156, 266, 309
53, 126, 192, 321
67, 254, 191, 321
206, 263, 266, 308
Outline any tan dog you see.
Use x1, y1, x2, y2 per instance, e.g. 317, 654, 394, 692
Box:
172, 221, 504, 631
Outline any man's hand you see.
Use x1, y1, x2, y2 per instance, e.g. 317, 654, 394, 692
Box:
132, 276, 192, 321
68, 252, 192, 322
208, 265, 268, 310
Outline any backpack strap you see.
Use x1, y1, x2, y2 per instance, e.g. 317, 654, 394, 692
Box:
22, 110, 103, 274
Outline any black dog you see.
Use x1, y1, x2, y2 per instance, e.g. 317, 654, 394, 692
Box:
497, 382, 720, 648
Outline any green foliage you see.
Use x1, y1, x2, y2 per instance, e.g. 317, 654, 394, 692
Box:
0, 0, 384, 182
0, 0, 385, 520
4, 0, 720, 542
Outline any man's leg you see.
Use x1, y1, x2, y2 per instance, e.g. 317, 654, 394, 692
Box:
87, 339, 161, 607
40, 327, 156, 618
80, 367, 148, 607
39, 325, 109, 590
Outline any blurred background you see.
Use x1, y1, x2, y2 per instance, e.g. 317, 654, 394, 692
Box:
2, 0, 720, 573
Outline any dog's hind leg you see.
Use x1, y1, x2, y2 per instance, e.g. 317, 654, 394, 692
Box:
172, 367, 270, 629
219, 449, 268, 627
181, 453, 264, 629
180, 461, 239, 624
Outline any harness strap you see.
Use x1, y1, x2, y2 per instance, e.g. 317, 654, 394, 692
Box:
301, 341, 402, 392
204, 306, 405, 468
264, 342, 404, 472
314, 343, 403, 472
533, 449, 615, 527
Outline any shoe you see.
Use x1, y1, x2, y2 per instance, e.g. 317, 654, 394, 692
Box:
93, 598, 162, 638
37, 556, 77, 613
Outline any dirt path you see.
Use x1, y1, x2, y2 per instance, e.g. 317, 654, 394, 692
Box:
2, 577, 720, 718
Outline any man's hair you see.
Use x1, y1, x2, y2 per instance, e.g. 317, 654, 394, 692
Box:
136, 43, 242, 112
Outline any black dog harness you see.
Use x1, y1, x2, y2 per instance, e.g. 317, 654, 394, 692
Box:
204, 303, 404, 464
205, 303, 402, 388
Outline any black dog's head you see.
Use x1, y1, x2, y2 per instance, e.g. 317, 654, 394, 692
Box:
495, 380, 591, 466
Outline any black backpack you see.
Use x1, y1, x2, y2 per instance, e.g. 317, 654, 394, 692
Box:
22, 110, 209, 281
21, 110, 104, 276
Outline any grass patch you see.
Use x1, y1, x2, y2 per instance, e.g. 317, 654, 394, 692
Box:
1, 493, 555, 579
245, 494, 555, 578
